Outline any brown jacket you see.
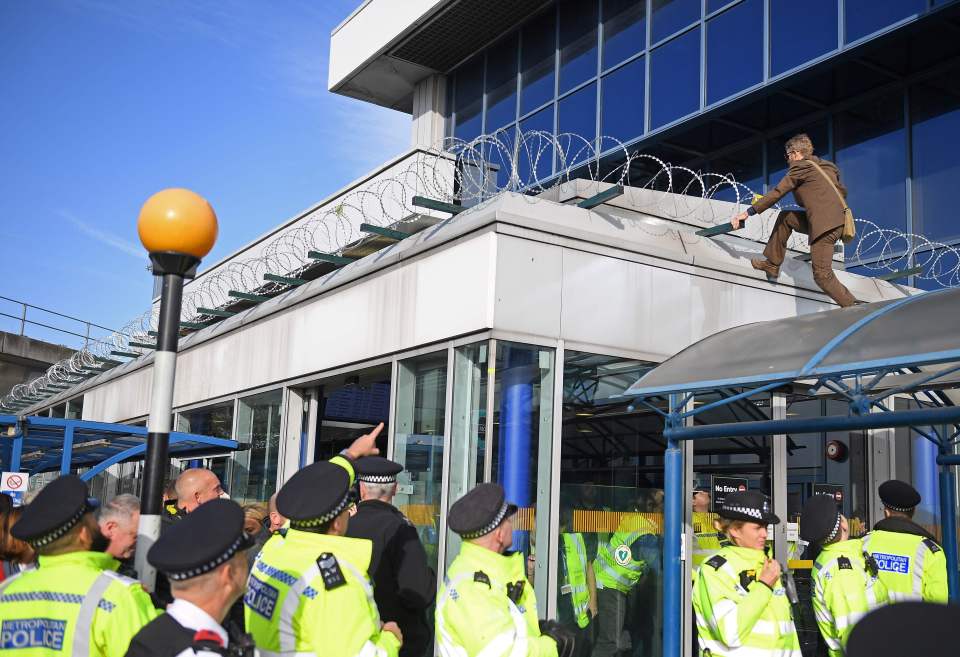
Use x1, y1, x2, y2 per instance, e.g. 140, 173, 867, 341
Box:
753, 156, 847, 241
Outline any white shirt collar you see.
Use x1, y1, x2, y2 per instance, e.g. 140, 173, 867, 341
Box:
166, 598, 229, 647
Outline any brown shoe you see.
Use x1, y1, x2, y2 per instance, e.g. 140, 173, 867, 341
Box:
751, 258, 780, 278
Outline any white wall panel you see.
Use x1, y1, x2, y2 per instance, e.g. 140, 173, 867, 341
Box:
493, 236, 563, 339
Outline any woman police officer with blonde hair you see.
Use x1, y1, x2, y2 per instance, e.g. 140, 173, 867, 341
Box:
692, 491, 801, 657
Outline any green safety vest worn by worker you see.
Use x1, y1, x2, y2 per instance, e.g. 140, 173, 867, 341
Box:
692, 513, 722, 572
0, 551, 158, 657
811, 538, 889, 657
692, 545, 801, 657
593, 513, 655, 594
559, 533, 590, 629
244, 455, 400, 657
862, 520, 948, 603
436, 541, 557, 657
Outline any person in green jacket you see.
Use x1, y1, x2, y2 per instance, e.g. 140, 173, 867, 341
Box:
692, 490, 801, 657
800, 494, 888, 657
1, 475, 159, 657
862, 480, 948, 603
245, 422, 404, 657
437, 483, 574, 657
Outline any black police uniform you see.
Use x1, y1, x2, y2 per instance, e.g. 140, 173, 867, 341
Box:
847, 601, 959, 657
125, 499, 255, 657
345, 457, 436, 657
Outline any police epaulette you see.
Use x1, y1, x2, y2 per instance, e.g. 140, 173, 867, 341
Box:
922, 538, 942, 553
837, 556, 852, 570
474, 571, 491, 588
705, 555, 727, 570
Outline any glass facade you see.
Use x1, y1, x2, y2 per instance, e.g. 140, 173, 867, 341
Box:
445, 0, 960, 290
228, 390, 282, 506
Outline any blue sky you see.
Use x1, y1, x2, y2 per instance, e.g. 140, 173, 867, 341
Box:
0, 1, 409, 348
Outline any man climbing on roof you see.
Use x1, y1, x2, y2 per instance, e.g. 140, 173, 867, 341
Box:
730, 133, 858, 308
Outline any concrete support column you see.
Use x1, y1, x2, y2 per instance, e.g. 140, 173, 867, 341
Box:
411, 74, 447, 148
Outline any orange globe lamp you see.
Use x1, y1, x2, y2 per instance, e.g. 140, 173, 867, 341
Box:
137, 188, 218, 260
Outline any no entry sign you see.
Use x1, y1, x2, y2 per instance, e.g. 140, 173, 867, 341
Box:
711, 475, 749, 513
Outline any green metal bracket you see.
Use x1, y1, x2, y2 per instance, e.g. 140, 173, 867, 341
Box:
128, 341, 156, 350
264, 273, 307, 286
228, 290, 272, 303
94, 357, 123, 366
696, 220, 745, 237
577, 185, 624, 209
180, 321, 210, 330
111, 350, 141, 358
308, 251, 356, 266
360, 223, 407, 241
412, 196, 464, 215
196, 307, 236, 318
68, 372, 98, 378
874, 266, 922, 281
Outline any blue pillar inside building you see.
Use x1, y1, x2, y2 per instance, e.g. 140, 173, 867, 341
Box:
912, 434, 940, 527
498, 345, 533, 553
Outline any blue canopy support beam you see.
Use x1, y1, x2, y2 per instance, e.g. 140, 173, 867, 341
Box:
662, 394, 683, 657
60, 424, 74, 474
10, 431, 23, 472
938, 427, 960, 603
78, 433, 237, 482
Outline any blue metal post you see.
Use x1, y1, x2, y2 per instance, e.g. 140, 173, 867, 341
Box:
60, 424, 74, 475
938, 431, 959, 602
914, 433, 940, 528
663, 395, 683, 657
10, 432, 23, 472
498, 346, 533, 551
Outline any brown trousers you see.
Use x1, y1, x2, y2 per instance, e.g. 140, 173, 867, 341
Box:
763, 210, 857, 307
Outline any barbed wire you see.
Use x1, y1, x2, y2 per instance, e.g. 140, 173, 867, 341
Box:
4, 131, 958, 411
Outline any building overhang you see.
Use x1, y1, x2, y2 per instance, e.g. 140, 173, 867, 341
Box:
329, 0, 549, 111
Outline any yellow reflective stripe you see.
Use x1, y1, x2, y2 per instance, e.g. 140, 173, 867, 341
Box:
72, 571, 114, 657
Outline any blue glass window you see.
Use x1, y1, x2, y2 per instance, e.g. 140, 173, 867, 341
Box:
602, 0, 646, 70
708, 144, 764, 204
601, 57, 645, 144
521, 10, 557, 116
706, 0, 735, 12
559, 0, 598, 94
489, 125, 517, 190
558, 82, 597, 168
835, 94, 906, 257
650, 28, 700, 129
770, 0, 837, 75
652, 0, 700, 44
707, 0, 762, 105
913, 248, 959, 290
454, 56, 484, 142
911, 78, 960, 242
518, 106, 555, 186
844, 0, 925, 44
486, 35, 519, 131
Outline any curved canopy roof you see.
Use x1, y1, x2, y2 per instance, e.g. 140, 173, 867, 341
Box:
624, 287, 960, 397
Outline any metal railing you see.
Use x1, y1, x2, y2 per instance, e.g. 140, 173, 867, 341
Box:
0, 295, 119, 350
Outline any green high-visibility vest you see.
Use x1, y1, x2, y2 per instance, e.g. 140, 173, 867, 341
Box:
593, 513, 653, 594
812, 538, 889, 657
692, 545, 801, 657
0, 551, 158, 657
862, 529, 948, 603
560, 533, 590, 628
244, 456, 401, 657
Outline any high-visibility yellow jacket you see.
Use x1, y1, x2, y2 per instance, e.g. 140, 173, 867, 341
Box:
692, 545, 801, 657
559, 533, 590, 629
594, 513, 657, 594
436, 541, 557, 657
244, 456, 400, 657
862, 519, 948, 603
811, 538, 889, 657
0, 551, 158, 657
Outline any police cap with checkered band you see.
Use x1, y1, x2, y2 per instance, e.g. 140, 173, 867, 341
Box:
448, 483, 518, 539
148, 498, 254, 581
355, 456, 403, 485
718, 490, 780, 525
277, 460, 353, 530
800, 494, 842, 544
878, 479, 921, 513
11, 475, 100, 548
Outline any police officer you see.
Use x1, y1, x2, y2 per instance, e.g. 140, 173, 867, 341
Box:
799, 494, 888, 657
125, 499, 255, 657
0, 475, 158, 657
437, 483, 574, 657
345, 456, 435, 657
692, 485, 721, 572
862, 480, 948, 602
245, 422, 403, 657
692, 490, 801, 657
591, 489, 658, 657
557, 507, 596, 657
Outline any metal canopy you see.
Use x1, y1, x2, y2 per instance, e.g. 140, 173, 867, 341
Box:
618, 287, 960, 657
625, 287, 960, 397
0, 415, 237, 482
